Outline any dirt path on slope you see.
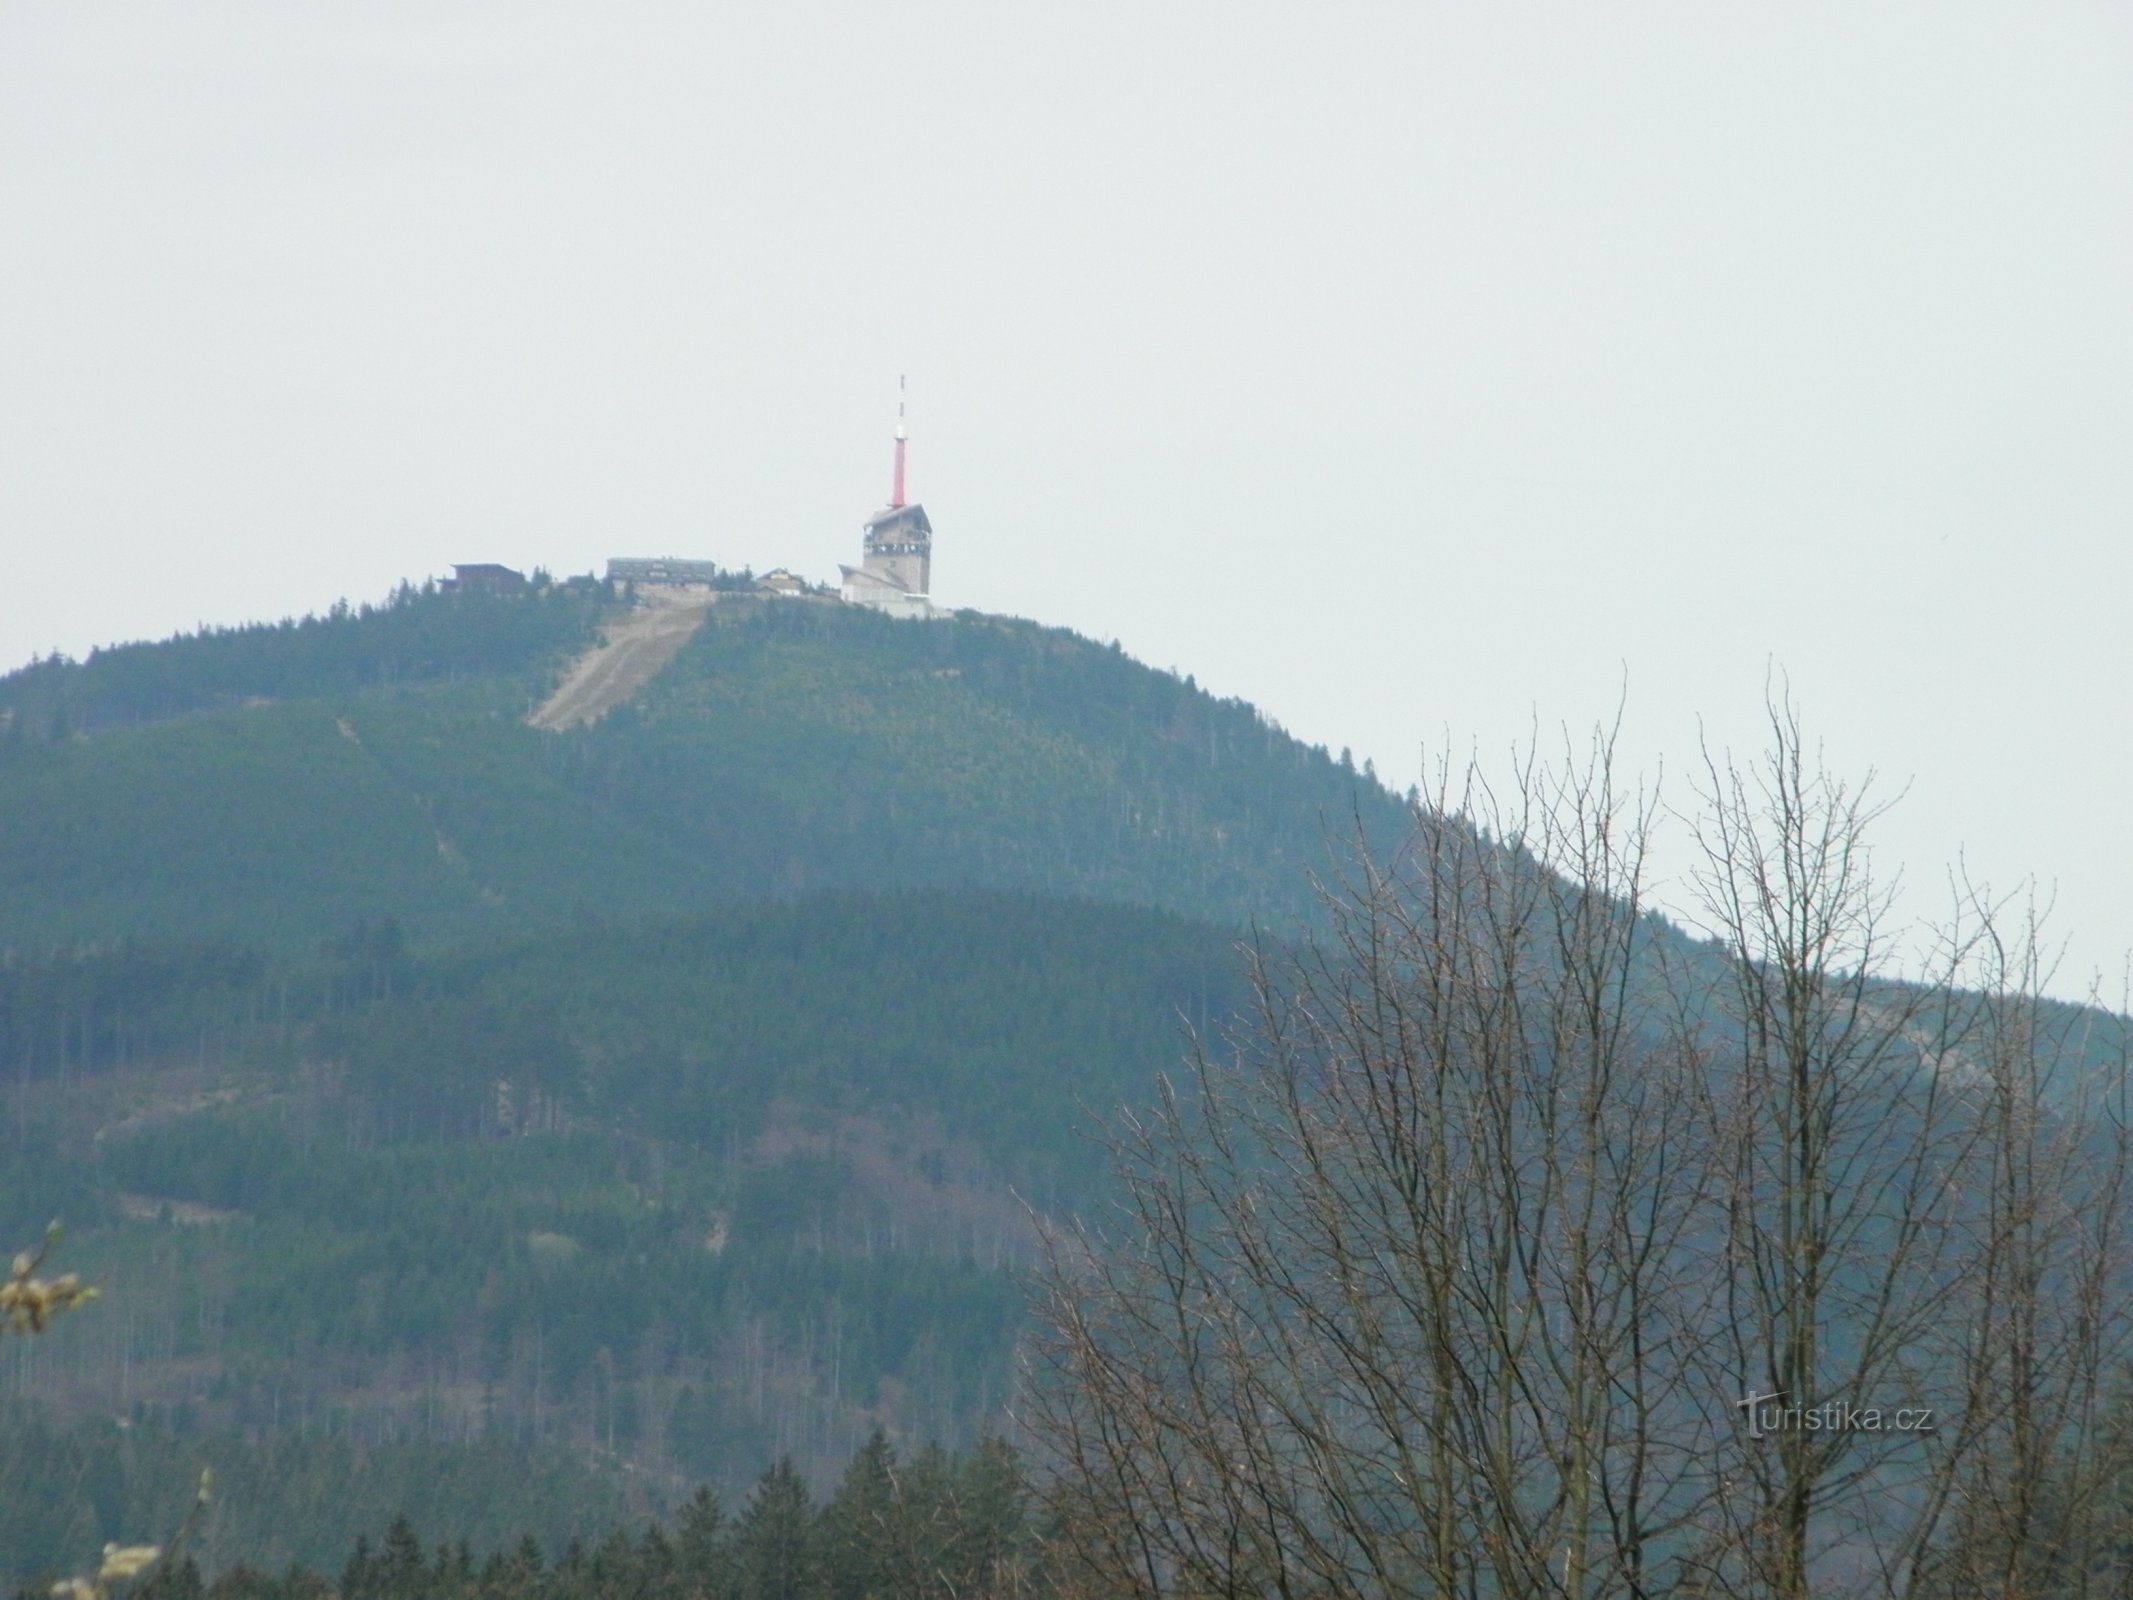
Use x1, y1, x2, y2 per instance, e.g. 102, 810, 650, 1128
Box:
527, 593, 714, 731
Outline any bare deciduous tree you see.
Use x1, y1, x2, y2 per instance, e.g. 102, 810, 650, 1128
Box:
1027, 703, 2133, 1600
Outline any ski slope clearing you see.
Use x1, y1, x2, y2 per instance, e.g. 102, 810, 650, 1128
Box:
527, 592, 712, 730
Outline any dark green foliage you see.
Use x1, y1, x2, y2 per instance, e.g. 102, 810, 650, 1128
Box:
818, 1433, 1025, 1600
734, 1461, 816, 1600
205, 1565, 330, 1600
8, 580, 2133, 1600
32, 1435, 1038, 1600
405, 890, 1247, 1191
0, 580, 1407, 1592
566, 601, 1410, 931
0, 582, 608, 738
0, 1409, 634, 1590
820, 1434, 897, 1600
676, 1490, 726, 1591
4, 886, 1244, 1206
0, 597, 1408, 954
136, 1558, 203, 1600
0, 890, 1243, 1569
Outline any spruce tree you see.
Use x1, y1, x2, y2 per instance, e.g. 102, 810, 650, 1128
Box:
674, 1487, 727, 1599
733, 1459, 816, 1600
341, 1536, 379, 1600
821, 1432, 898, 1600
380, 1517, 428, 1600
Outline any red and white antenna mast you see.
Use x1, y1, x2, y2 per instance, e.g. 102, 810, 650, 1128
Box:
890, 374, 908, 509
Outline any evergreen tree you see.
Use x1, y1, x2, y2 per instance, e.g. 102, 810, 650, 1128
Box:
138, 1559, 204, 1600
733, 1460, 817, 1600
954, 1437, 1029, 1597
635, 1524, 679, 1600
821, 1432, 899, 1600
511, 1535, 546, 1580
380, 1517, 428, 1600
674, 1488, 727, 1600
342, 1536, 379, 1600
202, 1566, 277, 1600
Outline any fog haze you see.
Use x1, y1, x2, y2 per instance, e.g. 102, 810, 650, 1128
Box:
3, 4, 2128, 992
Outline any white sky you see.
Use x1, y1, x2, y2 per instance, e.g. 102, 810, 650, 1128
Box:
3, 4, 2128, 997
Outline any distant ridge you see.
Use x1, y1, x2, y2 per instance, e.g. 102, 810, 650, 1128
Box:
0, 579, 1411, 952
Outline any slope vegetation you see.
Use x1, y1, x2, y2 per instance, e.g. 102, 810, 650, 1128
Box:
527, 589, 712, 730
5, 576, 2129, 1583
0, 890, 1247, 1548
0, 585, 1412, 953
0, 575, 1418, 1570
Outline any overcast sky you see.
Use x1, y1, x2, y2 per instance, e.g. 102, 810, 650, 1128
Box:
3, 4, 2128, 996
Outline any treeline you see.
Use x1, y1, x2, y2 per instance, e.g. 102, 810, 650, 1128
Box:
0, 939, 282, 1083
30, 1408, 2133, 1600
0, 891, 1244, 1195
0, 597, 1419, 956
572, 601, 1416, 929
20, 1119, 1023, 1471
340, 1437, 1030, 1600
11, 1433, 1032, 1600
0, 893, 1241, 1497
0, 579, 608, 740
0, 1409, 637, 1590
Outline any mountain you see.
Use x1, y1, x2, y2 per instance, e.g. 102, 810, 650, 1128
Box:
1, 889, 1249, 1577
0, 580, 1411, 954
0, 579, 1400, 1579
16, 578, 2121, 1586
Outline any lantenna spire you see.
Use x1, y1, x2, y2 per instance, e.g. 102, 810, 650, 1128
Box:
890, 374, 907, 509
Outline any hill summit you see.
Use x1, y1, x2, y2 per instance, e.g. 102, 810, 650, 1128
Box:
1, 575, 1399, 1568
0, 577, 1410, 954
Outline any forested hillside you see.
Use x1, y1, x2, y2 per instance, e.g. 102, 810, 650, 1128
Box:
8, 580, 2133, 1593
4, 581, 1358, 1581
0, 580, 608, 737
9, 1430, 1034, 1599
0, 889, 1246, 1583
0, 583, 1411, 953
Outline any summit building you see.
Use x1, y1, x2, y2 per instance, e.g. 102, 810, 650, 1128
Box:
840, 378, 936, 619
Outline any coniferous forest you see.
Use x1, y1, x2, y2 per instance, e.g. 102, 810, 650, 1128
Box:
9, 582, 2133, 1598
0, 583, 1338, 1586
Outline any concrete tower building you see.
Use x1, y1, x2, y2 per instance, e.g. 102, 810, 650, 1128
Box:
840, 377, 935, 618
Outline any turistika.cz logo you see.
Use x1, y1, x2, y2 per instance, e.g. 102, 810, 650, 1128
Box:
1735, 1390, 1937, 1440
